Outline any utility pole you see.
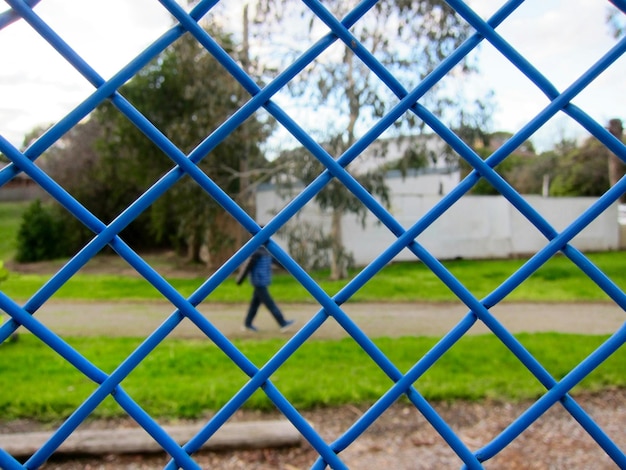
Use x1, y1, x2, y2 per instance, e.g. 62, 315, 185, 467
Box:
607, 118, 625, 203
239, 4, 255, 244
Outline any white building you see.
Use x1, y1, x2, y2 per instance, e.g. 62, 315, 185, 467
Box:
257, 137, 621, 265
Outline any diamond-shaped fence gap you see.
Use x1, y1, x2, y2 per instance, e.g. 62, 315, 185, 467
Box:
118, 337, 256, 418
516, 333, 617, 388
574, 337, 626, 393
494, 2, 620, 93
472, 329, 626, 466
120, 36, 253, 150
523, 253, 621, 303
313, 333, 483, 469
1, 106, 206, 311
264, 337, 395, 408
459, 47, 550, 132
511, 195, 618, 253
419, 117, 613, 270
550, 48, 626, 107
255, 340, 414, 456
0, 10, 88, 149
415, 334, 543, 402
0, 334, 112, 422
490, 404, 620, 469
30, 1, 171, 81
287, 46, 361, 131
245, 6, 414, 151
448, 1, 556, 96
556, 100, 624, 159
409, 197, 514, 269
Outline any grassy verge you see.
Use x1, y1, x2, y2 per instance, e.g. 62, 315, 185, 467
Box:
0, 333, 624, 422
2, 251, 626, 302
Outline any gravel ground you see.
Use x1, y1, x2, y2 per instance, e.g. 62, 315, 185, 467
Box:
16, 389, 625, 469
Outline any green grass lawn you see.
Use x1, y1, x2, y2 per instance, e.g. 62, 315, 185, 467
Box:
2, 251, 626, 303
0, 333, 623, 422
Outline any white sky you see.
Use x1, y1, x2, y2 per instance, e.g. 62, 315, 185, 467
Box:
0, 0, 624, 153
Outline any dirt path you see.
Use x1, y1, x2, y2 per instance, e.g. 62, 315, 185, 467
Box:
29, 300, 626, 339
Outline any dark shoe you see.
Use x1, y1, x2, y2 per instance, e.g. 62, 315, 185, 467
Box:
242, 324, 259, 332
280, 320, 296, 332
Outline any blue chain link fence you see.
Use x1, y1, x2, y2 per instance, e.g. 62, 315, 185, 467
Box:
1, 0, 625, 468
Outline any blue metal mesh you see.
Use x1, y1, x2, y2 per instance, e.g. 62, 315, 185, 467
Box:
1, 0, 625, 468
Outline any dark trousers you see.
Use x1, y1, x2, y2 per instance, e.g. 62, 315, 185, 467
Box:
245, 286, 286, 327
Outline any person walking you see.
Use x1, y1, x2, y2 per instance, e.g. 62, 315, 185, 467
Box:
238, 245, 295, 333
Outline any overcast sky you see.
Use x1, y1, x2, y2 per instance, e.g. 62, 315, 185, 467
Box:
0, 0, 624, 153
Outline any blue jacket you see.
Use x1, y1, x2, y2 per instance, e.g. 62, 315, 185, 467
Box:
250, 247, 273, 287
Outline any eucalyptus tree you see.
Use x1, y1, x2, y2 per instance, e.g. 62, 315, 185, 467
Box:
607, 3, 625, 39
250, 0, 486, 279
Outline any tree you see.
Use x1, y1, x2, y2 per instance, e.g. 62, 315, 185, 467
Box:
32, 116, 158, 254
95, 26, 272, 266
549, 136, 610, 197
251, 0, 483, 279
607, 3, 626, 38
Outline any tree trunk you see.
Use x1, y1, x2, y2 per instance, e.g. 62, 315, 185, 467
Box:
607, 118, 625, 202
187, 227, 203, 264
329, 207, 347, 280
328, 49, 357, 282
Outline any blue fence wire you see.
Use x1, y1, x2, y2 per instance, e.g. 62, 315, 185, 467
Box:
1, 0, 625, 468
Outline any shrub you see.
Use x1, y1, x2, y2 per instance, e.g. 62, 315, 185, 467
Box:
277, 220, 354, 272
15, 200, 68, 262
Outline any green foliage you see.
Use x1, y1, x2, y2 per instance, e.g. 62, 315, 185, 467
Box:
41, 27, 272, 262
15, 200, 68, 262
608, 5, 626, 39
94, 29, 271, 264
549, 138, 610, 197
464, 131, 619, 197
0, 201, 29, 262
0, 334, 623, 421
